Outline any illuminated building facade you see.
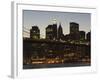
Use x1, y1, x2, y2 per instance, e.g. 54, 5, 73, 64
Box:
46, 24, 57, 40
30, 26, 40, 39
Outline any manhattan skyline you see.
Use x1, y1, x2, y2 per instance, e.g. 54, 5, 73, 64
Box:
23, 10, 91, 38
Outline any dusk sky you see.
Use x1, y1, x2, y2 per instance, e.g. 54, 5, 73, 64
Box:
23, 10, 91, 38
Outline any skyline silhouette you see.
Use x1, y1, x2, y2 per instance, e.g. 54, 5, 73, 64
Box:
23, 10, 91, 38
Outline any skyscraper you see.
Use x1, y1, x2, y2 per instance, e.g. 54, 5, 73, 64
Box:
70, 22, 79, 41
30, 26, 40, 39
86, 32, 91, 41
79, 31, 85, 41
52, 24, 57, 40
46, 24, 54, 40
46, 19, 57, 40
58, 23, 63, 40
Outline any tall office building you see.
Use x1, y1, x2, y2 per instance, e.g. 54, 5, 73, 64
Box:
46, 19, 57, 40
70, 22, 79, 41
46, 25, 54, 40
86, 32, 91, 41
58, 23, 63, 40
30, 26, 40, 39
46, 24, 57, 40
52, 24, 57, 40
79, 31, 85, 41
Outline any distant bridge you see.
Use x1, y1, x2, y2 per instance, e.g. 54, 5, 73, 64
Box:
23, 38, 90, 47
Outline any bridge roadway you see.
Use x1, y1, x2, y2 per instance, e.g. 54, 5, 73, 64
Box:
23, 38, 90, 47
